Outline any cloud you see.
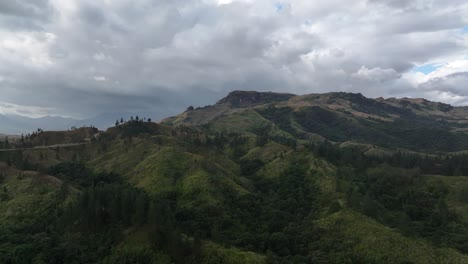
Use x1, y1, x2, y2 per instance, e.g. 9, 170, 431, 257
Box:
0, 101, 56, 118
0, 1, 54, 30
407, 60, 468, 85
353, 66, 400, 83
418, 72, 468, 103
0, 1, 53, 19
0, 0, 467, 120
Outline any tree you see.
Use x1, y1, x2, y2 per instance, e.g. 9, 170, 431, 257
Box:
136, 116, 140, 121
120, 117, 124, 123
133, 193, 147, 225
148, 118, 152, 122
115, 120, 120, 127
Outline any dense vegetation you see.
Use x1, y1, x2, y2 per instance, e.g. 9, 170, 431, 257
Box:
3, 93, 468, 263
256, 105, 468, 152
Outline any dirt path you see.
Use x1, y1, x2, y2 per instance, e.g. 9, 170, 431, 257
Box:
0, 143, 87, 152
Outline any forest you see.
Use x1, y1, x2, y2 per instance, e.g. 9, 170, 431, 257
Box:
2, 118, 468, 263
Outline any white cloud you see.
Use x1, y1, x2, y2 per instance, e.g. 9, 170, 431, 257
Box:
403, 59, 468, 86
93, 52, 106, 61
426, 60, 468, 79
353, 66, 400, 83
0, 31, 56, 68
93, 75, 107, 81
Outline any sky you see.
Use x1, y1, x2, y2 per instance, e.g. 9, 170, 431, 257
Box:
0, 0, 467, 120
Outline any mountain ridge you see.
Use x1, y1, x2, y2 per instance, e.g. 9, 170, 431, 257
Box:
163, 90, 468, 152
165, 90, 467, 125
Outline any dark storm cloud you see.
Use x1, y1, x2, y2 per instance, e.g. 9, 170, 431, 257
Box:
0, 0, 467, 120
79, 4, 106, 26
0, 1, 50, 18
0, 0, 53, 30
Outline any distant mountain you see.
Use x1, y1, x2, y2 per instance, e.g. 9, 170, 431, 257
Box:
0, 112, 161, 135
0, 114, 79, 135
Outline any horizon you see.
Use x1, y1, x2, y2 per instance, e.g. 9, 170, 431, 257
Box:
0, 0, 467, 123
0, 89, 460, 121
0, 89, 462, 134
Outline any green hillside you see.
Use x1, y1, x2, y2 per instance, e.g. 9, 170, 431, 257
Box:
164, 91, 468, 152
2, 91, 468, 263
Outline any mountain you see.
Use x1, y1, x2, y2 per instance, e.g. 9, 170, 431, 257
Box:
0, 114, 81, 134
0, 112, 160, 135
164, 90, 468, 152
3, 91, 468, 263
216, 90, 295, 107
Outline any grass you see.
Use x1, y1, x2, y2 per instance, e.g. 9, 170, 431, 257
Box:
209, 109, 273, 134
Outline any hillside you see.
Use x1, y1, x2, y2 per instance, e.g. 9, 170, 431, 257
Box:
2, 92, 468, 263
0, 127, 100, 150
164, 91, 468, 152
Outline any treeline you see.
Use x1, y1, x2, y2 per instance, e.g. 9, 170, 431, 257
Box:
115, 116, 152, 127
112, 118, 158, 139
